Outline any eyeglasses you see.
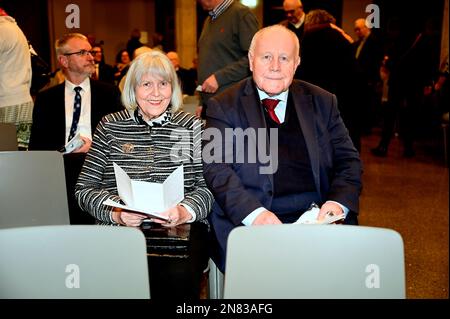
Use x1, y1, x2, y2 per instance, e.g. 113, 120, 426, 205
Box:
63, 50, 94, 57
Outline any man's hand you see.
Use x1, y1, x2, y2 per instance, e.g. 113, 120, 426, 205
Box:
318, 201, 344, 222
252, 210, 282, 225
201, 74, 219, 93
73, 136, 92, 153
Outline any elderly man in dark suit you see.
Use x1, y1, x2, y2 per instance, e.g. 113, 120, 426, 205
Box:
203, 25, 362, 272
29, 33, 123, 152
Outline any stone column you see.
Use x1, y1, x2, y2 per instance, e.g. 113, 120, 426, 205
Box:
174, 0, 197, 69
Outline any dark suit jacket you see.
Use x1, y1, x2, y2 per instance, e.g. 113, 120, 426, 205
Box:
203, 77, 362, 271
29, 79, 123, 151
280, 19, 305, 42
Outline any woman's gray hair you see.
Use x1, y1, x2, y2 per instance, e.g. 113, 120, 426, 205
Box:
121, 50, 183, 113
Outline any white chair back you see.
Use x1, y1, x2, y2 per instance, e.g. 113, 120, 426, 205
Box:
0, 225, 150, 298
224, 224, 405, 299
0, 151, 70, 229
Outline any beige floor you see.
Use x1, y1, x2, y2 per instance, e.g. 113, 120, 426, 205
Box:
359, 131, 449, 298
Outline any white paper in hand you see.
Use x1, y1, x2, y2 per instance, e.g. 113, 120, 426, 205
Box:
294, 204, 344, 225
103, 163, 184, 220
64, 133, 85, 154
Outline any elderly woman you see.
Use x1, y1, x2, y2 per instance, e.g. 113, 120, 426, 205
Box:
75, 50, 213, 227
75, 51, 213, 298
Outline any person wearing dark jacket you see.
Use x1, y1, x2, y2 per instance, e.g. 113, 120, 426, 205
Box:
299, 9, 361, 151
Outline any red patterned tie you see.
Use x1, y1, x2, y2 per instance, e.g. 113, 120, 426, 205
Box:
262, 98, 281, 124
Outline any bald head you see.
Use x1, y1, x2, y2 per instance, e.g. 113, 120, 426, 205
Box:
166, 51, 180, 69
283, 0, 304, 25
354, 18, 371, 40
133, 46, 152, 59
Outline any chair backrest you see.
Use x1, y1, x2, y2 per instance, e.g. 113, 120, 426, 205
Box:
0, 151, 70, 229
0, 123, 18, 151
224, 225, 405, 299
0, 225, 150, 298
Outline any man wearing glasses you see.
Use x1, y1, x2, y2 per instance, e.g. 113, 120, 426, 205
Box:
29, 33, 123, 225
29, 33, 123, 153
280, 0, 305, 42
90, 45, 115, 85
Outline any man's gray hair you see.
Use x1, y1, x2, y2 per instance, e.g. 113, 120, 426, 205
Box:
55, 33, 88, 57
248, 25, 300, 58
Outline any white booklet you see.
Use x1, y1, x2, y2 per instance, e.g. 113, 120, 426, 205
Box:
294, 205, 345, 225
102, 163, 184, 221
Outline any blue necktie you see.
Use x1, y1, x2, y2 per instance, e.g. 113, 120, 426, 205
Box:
68, 86, 82, 141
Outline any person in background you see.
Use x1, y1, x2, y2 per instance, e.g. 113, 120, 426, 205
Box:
167, 51, 197, 95
0, 6, 33, 149
75, 50, 213, 298
196, 0, 259, 118
29, 33, 123, 152
371, 19, 441, 157
113, 49, 131, 84
353, 18, 384, 135
152, 32, 164, 52
299, 9, 361, 151
126, 28, 143, 59
203, 25, 362, 272
280, 0, 306, 43
118, 46, 153, 92
91, 44, 115, 85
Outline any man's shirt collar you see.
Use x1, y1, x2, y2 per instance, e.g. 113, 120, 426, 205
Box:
209, 0, 233, 20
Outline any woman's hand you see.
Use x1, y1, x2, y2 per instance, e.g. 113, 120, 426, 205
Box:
112, 208, 147, 227
151, 205, 193, 227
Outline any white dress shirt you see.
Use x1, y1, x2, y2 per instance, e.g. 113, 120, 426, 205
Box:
64, 78, 92, 142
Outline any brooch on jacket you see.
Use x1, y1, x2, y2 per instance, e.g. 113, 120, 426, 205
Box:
122, 143, 134, 153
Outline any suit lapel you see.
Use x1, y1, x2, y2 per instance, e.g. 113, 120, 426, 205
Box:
56, 83, 67, 146
241, 79, 274, 187
89, 79, 98, 132
291, 83, 321, 194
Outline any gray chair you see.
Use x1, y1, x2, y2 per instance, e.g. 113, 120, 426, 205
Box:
0, 151, 70, 228
224, 224, 405, 299
0, 123, 18, 151
0, 225, 150, 298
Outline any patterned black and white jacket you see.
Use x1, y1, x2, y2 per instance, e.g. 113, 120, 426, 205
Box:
75, 108, 213, 225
